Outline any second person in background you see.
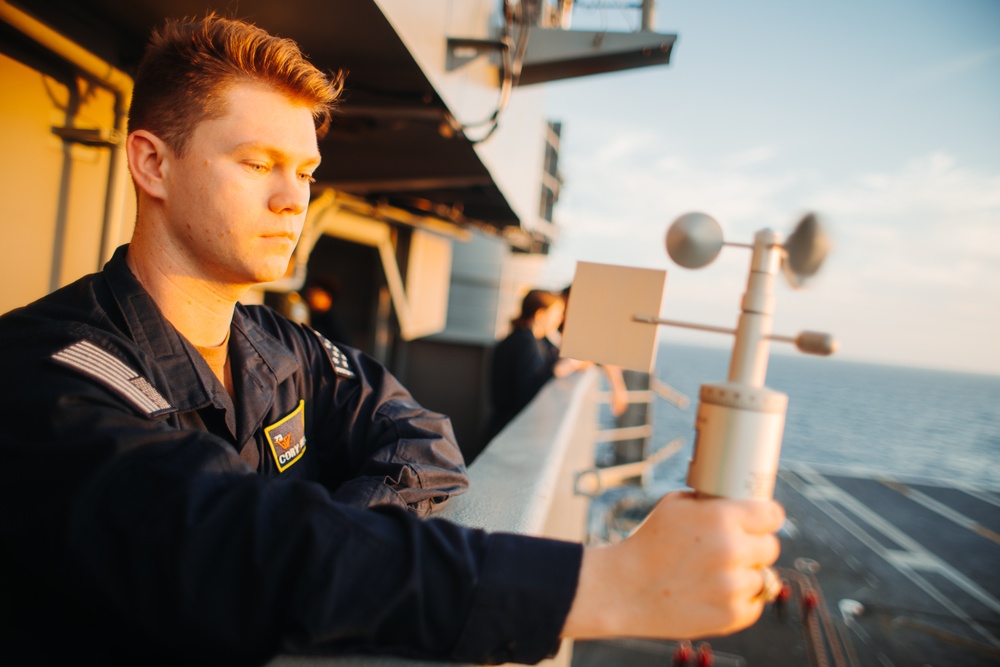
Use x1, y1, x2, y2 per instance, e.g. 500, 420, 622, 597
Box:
488, 289, 588, 439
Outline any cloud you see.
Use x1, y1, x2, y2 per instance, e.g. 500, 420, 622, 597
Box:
811, 152, 1000, 288
558, 139, 800, 238
816, 153, 1000, 218
556, 141, 1000, 280
544, 139, 1000, 373
591, 129, 662, 162
722, 145, 779, 168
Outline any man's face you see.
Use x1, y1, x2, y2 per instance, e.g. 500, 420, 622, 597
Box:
162, 83, 320, 288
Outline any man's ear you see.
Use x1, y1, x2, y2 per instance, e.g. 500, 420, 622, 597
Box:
126, 130, 171, 201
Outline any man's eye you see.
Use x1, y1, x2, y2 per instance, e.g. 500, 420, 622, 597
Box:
246, 162, 269, 173
299, 173, 316, 184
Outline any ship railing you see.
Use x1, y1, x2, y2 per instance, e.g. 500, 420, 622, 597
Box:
268, 367, 602, 667
577, 373, 689, 497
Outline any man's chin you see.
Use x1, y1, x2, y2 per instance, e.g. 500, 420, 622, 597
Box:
250, 263, 295, 287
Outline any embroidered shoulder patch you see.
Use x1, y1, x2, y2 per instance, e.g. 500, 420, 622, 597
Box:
52, 340, 175, 418
310, 330, 356, 379
265, 399, 307, 472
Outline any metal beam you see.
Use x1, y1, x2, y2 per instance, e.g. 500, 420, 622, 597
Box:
518, 28, 676, 85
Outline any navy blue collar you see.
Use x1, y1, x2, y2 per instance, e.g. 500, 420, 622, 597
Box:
100, 245, 299, 418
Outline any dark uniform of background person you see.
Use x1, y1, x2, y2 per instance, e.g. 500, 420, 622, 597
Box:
488, 289, 565, 438
0, 13, 784, 666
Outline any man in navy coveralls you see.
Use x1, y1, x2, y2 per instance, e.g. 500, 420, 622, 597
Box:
0, 14, 784, 665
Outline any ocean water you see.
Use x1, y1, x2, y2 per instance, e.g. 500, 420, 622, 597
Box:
634, 342, 1000, 491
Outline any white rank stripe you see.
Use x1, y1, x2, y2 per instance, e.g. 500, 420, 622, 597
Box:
53, 341, 173, 416
310, 329, 356, 378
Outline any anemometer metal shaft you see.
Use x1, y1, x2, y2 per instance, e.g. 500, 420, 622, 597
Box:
729, 229, 782, 387
686, 228, 790, 500
632, 315, 837, 357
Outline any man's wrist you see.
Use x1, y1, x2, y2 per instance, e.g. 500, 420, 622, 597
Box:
560, 544, 622, 639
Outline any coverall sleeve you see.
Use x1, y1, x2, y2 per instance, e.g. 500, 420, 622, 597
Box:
295, 324, 469, 517
0, 340, 581, 665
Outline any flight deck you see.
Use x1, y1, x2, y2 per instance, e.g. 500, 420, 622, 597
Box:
573, 465, 1000, 667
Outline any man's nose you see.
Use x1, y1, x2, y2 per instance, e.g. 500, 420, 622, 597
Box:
269, 172, 309, 215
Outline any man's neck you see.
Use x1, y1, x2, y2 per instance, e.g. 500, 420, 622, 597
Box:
126, 237, 242, 348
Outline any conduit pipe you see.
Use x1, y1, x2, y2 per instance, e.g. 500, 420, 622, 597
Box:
0, 0, 133, 269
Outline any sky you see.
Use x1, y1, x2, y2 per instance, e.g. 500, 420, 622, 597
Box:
536, 0, 1000, 376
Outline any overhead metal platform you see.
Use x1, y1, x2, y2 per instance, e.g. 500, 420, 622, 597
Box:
5, 0, 675, 233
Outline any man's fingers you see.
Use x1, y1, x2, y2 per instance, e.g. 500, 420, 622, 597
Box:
752, 566, 784, 603
737, 498, 785, 534
746, 533, 781, 569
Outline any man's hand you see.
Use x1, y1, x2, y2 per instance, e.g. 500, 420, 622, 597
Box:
562, 491, 784, 640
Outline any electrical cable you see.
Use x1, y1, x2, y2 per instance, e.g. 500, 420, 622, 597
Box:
461, 0, 531, 144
